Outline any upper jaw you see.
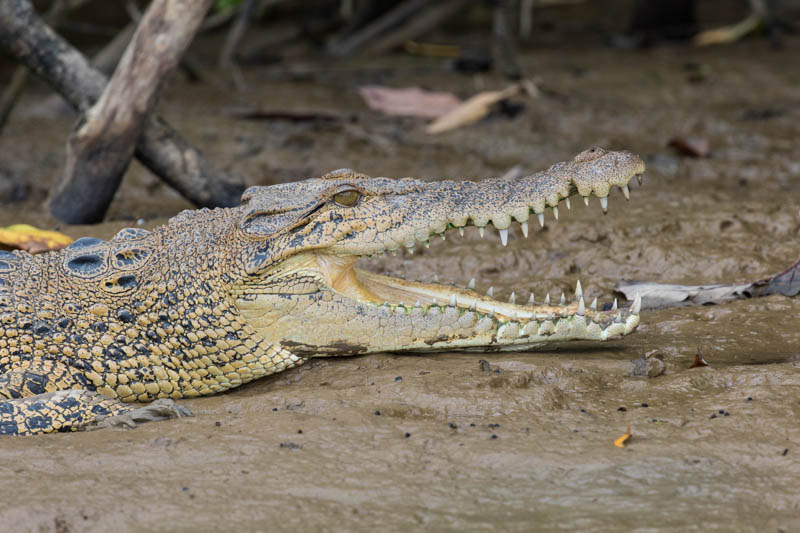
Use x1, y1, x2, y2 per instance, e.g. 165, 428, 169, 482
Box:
332, 149, 645, 258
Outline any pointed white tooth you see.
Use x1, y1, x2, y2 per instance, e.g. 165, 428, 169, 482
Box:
458, 227, 464, 236
590, 297, 597, 310
509, 291, 516, 304
424, 241, 430, 248
521, 221, 529, 238
469, 300, 477, 310
537, 213, 544, 227
440, 232, 446, 240
565, 197, 571, 210
632, 292, 642, 314
600, 196, 608, 214
612, 298, 618, 310
487, 286, 494, 298
528, 293, 535, 304
544, 293, 550, 304
479, 227, 485, 238
547, 310, 554, 320
615, 311, 622, 323
499, 228, 508, 246
433, 274, 440, 283
488, 309, 495, 318
449, 294, 457, 307
407, 245, 415, 254
559, 292, 566, 306
575, 280, 582, 299
583, 196, 589, 207
415, 301, 421, 308
468, 278, 476, 290
391, 250, 397, 256
622, 184, 630, 200
577, 296, 585, 316
637, 174, 643, 185
552, 206, 559, 220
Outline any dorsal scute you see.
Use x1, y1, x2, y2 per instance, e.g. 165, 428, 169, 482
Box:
112, 227, 151, 242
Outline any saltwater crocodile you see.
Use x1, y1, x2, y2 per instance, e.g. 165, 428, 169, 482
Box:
0, 147, 644, 435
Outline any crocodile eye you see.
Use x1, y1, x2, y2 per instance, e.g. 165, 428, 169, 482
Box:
333, 189, 361, 207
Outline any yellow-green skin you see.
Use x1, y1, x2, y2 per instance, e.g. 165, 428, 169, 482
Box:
0, 147, 645, 435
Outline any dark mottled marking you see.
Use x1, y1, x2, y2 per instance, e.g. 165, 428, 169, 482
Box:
70, 334, 86, 345
66, 237, 106, 250
33, 322, 50, 335
105, 347, 127, 361
66, 254, 105, 275
57, 317, 73, 329
91, 322, 107, 333
117, 309, 134, 323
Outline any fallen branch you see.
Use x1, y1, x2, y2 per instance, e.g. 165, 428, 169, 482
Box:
48, 0, 215, 223
615, 254, 800, 310
0, 0, 244, 222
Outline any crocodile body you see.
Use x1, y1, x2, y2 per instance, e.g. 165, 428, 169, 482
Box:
0, 148, 645, 435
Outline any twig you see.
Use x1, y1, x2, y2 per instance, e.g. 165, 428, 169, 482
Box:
0, 0, 91, 132
0, 0, 244, 221
48, 0, 216, 223
326, 0, 428, 57
219, 0, 258, 70
365, 0, 467, 57
493, 0, 522, 80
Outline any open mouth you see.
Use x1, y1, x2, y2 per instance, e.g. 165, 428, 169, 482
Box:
236, 154, 645, 354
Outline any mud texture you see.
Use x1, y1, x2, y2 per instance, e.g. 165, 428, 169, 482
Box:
1, 32, 799, 532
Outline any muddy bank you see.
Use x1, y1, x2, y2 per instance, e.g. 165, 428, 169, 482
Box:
1, 35, 800, 531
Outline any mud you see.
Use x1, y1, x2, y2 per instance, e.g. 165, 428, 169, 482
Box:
1, 33, 800, 532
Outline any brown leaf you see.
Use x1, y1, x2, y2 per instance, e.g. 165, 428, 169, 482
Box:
614, 423, 631, 448
358, 86, 461, 119
668, 136, 710, 158
0, 224, 73, 253
690, 348, 709, 368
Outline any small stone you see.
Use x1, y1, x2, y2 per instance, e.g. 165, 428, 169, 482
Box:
394, 376, 403, 382
374, 410, 381, 416
617, 407, 627, 412
490, 434, 498, 440
404, 432, 411, 438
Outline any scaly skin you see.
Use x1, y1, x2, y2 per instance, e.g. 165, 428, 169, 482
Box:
0, 147, 644, 435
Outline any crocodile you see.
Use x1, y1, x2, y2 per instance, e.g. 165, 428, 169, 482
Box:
0, 147, 645, 435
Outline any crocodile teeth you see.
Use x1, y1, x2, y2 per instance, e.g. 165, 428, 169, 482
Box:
559, 292, 566, 305
612, 298, 618, 310
537, 213, 544, 227
600, 196, 608, 214
449, 294, 457, 307
637, 174, 643, 185
528, 293, 535, 304
615, 312, 622, 323
440, 232, 446, 240
458, 227, 464, 236
479, 227, 485, 238
565, 197, 571, 210
415, 301, 421, 308
487, 286, 494, 298
499, 228, 508, 246
433, 274, 440, 283
468, 278, 476, 290
590, 297, 597, 310
552, 206, 559, 220
583, 196, 589, 207
575, 280, 582, 300
631, 292, 642, 314
622, 184, 630, 200
521, 221, 529, 238
577, 296, 585, 316
544, 293, 550, 304
470, 300, 477, 310
509, 292, 516, 304
424, 241, 430, 248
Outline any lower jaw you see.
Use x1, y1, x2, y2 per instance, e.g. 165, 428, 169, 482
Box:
235, 275, 639, 357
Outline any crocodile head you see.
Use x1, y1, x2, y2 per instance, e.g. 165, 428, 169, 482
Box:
231, 147, 645, 356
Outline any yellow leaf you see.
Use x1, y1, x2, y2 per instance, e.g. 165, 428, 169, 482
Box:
0, 224, 74, 254
614, 423, 631, 448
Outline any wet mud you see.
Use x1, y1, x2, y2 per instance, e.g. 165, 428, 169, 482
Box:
1, 36, 800, 532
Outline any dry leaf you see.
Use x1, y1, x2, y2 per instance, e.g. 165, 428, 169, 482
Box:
693, 14, 762, 46
426, 84, 520, 134
358, 86, 461, 119
0, 224, 73, 253
614, 423, 632, 448
690, 348, 709, 368
668, 136, 710, 158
